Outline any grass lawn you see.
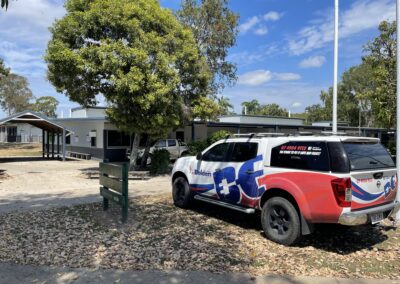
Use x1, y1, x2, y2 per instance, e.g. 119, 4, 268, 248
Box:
0, 143, 42, 157
0, 194, 399, 279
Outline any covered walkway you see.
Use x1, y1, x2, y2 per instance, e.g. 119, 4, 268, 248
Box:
0, 111, 72, 160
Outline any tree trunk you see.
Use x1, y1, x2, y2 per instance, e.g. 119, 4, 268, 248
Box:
140, 136, 152, 168
129, 133, 141, 171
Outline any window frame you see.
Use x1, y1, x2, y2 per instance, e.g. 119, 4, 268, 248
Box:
167, 139, 177, 147
154, 139, 167, 148
226, 142, 259, 163
202, 142, 232, 162
343, 142, 396, 171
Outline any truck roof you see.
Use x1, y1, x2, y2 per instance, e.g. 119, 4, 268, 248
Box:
220, 134, 380, 143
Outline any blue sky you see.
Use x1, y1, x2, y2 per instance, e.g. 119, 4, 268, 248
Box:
0, 0, 396, 117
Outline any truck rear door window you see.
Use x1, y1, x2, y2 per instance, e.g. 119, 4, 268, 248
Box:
271, 141, 329, 172
343, 142, 395, 171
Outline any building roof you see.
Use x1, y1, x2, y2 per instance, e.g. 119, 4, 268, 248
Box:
218, 114, 305, 127
219, 114, 305, 120
0, 110, 72, 133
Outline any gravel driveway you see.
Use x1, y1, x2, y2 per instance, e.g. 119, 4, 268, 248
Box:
0, 159, 170, 214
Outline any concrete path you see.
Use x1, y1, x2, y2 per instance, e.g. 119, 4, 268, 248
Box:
0, 159, 170, 214
0, 263, 399, 284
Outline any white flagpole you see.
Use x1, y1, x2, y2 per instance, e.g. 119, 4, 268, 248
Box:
332, 0, 339, 134
396, 0, 400, 219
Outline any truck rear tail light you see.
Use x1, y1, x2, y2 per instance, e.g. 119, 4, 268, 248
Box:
331, 178, 352, 207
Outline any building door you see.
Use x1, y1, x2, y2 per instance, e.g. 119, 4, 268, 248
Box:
176, 131, 184, 142
7, 127, 17, 142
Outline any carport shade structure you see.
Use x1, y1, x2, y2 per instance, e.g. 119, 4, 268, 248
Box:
0, 110, 72, 161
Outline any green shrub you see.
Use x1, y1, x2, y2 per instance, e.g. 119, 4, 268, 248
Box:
207, 130, 232, 145
187, 130, 232, 155
187, 140, 209, 155
150, 149, 170, 174
387, 141, 396, 156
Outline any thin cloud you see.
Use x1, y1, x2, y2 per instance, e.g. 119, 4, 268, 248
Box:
264, 11, 282, 21
238, 70, 273, 86
274, 73, 301, 81
291, 102, 302, 108
299, 55, 326, 68
238, 70, 301, 86
239, 16, 260, 34
288, 0, 395, 55
254, 26, 268, 36
239, 11, 283, 36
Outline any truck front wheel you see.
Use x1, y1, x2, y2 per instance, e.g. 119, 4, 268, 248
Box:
261, 197, 301, 246
172, 177, 192, 209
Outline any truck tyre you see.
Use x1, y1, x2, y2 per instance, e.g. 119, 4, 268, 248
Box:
261, 197, 301, 246
172, 176, 192, 208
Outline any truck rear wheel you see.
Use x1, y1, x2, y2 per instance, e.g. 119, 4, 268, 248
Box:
172, 177, 192, 208
261, 197, 301, 246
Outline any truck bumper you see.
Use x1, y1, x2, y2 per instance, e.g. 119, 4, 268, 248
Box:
338, 201, 400, 226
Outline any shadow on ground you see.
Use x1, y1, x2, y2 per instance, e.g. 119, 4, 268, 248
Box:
0, 192, 101, 214
0, 157, 79, 163
188, 200, 391, 254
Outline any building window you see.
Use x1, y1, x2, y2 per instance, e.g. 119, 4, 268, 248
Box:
91, 137, 96, 147
65, 135, 71, 145
89, 130, 97, 147
107, 130, 131, 148
176, 131, 184, 141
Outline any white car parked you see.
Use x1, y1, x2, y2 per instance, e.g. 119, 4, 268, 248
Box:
130, 139, 189, 164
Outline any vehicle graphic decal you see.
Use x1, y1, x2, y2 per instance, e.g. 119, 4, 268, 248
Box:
189, 155, 266, 207
351, 182, 384, 202
190, 183, 214, 193
351, 175, 397, 209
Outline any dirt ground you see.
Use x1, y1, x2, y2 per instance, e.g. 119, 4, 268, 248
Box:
0, 194, 399, 280
0, 143, 42, 157
0, 159, 170, 213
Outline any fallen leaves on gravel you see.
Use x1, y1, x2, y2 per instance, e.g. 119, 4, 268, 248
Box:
0, 194, 399, 279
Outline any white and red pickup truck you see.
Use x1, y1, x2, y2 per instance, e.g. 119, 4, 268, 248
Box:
171, 133, 400, 245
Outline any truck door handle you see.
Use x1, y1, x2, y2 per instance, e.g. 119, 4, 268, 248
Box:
245, 170, 255, 174
215, 168, 222, 172
373, 172, 383, 179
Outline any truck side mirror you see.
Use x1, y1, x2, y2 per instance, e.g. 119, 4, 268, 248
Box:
196, 152, 202, 160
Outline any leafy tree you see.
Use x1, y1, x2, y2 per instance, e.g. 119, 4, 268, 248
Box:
0, 73, 33, 115
45, 0, 212, 168
259, 103, 288, 117
0, 59, 9, 77
304, 64, 373, 125
32, 96, 59, 118
318, 84, 360, 125
217, 96, 234, 115
1, 0, 8, 9
362, 21, 396, 128
177, 0, 239, 94
241, 99, 261, 115
241, 100, 288, 117
341, 63, 375, 127
304, 104, 328, 124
